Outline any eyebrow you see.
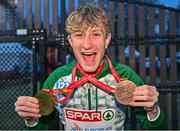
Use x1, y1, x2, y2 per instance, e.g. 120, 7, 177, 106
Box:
73, 28, 103, 34
91, 29, 103, 32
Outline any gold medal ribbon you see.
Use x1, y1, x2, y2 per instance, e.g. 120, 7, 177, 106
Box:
44, 55, 126, 104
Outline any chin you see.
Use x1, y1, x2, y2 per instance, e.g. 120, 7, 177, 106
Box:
82, 67, 97, 73
81, 65, 98, 73
78, 56, 102, 73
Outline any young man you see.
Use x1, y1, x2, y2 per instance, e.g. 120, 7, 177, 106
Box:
15, 5, 165, 130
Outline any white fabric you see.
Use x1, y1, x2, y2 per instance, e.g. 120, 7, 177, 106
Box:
147, 105, 160, 121
64, 108, 116, 130
25, 118, 38, 127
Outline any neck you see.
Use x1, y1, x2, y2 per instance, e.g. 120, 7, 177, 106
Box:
76, 60, 105, 77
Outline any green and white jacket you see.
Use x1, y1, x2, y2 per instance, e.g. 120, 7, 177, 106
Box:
28, 58, 165, 130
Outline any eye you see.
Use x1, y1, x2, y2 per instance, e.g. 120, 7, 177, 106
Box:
76, 34, 82, 36
74, 32, 83, 37
94, 33, 100, 36
93, 32, 102, 37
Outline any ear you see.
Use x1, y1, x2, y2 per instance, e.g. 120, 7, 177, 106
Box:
67, 35, 73, 47
105, 33, 111, 48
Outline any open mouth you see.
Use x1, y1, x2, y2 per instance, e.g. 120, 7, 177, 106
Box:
81, 52, 96, 63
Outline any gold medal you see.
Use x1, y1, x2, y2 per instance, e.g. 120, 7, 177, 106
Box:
35, 91, 55, 116
114, 80, 136, 105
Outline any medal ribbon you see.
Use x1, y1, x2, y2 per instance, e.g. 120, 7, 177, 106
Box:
44, 55, 126, 104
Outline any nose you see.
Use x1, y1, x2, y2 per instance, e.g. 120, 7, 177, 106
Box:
82, 35, 93, 50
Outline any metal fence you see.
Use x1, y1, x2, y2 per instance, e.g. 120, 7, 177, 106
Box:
109, 36, 180, 129
0, 0, 180, 130
0, 29, 45, 130
0, 42, 33, 130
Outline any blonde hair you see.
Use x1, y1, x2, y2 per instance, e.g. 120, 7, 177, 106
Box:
66, 4, 110, 37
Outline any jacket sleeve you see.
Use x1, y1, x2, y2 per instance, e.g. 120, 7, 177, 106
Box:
25, 69, 62, 130
133, 106, 166, 129
25, 109, 59, 130
125, 66, 166, 129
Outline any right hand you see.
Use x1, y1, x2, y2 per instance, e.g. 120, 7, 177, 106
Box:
14, 96, 41, 119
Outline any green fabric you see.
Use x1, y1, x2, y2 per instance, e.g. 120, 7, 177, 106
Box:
26, 58, 165, 130
42, 60, 75, 89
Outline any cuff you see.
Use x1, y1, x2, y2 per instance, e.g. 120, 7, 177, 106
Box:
147, 105, 160, 121
25, 118, 38, 127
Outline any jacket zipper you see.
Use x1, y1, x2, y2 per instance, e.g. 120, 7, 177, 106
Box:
87, 83, 91, 110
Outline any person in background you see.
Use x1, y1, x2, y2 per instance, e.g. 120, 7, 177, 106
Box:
15, 4, 165, 130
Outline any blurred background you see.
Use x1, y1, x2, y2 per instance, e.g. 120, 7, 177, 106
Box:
0, 0, 179, 130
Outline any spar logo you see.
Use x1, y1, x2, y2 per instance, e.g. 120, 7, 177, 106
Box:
103, 110, 114, 121
65, 108, 102, 122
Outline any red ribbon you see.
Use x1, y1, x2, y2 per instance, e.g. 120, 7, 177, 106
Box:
44, 55, 126, 104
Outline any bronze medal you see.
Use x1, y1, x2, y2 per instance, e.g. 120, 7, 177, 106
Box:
114, 80, 136, 105
35, 91, 55, 116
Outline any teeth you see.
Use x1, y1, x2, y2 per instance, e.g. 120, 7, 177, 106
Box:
82, 52, 94, 55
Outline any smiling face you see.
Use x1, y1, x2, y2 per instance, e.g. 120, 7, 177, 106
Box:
66, 5, 111, 73
68, 26, 111, 73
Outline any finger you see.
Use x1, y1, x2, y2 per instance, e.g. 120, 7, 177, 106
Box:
15, 105, 39, 114
132, 93, 158, 103
133, 89, 154, 97
135, 85, 156, 91
135, 86, 157, 96
133, 95, 155, 101
134, 85, 159, 97
15, 96, 39, 109
17, 96, 39, 104
15, 100, 39, 109
129, 101, 154, 108
17, 111, 41, 118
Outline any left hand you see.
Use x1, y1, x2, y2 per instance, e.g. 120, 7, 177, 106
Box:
129, 85, 159, 112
